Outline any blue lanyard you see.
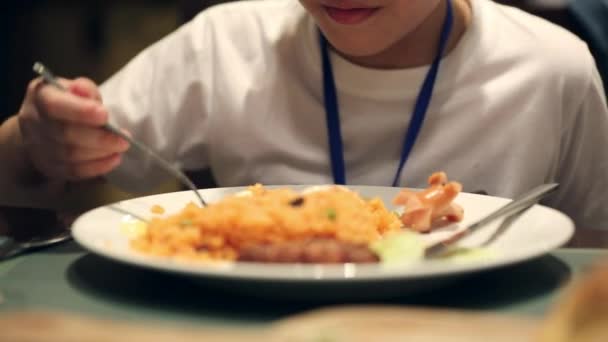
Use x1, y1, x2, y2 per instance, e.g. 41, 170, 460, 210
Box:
320, 0, 454, 186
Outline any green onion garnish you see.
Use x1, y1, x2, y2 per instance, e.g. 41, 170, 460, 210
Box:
326, 208, 337, 221
180, 219, 193, 226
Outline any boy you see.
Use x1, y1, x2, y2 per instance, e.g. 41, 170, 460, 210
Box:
1, 0, 607, 229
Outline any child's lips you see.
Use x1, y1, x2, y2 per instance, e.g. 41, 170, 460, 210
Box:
324, 6, 379, 25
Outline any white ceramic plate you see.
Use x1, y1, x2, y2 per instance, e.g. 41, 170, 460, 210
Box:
72, 186, 574, 299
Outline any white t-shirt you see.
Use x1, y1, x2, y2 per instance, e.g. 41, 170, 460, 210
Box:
101, 0, 608, 229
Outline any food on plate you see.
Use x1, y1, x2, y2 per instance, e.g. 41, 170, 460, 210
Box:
150, 205, 165, 215
369, 231, 425, 265
393, 172, 464, 232
130, 172, 464, 263
238, 238, 380, 263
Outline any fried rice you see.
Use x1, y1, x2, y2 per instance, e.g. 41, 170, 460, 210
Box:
131, 184, 403, 262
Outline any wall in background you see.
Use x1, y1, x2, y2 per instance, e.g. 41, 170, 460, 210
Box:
1, 1, 180, 121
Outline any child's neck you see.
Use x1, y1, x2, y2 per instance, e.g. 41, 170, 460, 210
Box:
340, 0, 472, 69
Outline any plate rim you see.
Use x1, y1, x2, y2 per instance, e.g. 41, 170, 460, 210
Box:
71, 185, 575, 282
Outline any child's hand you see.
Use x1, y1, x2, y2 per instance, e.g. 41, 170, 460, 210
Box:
17, 77, 130, 181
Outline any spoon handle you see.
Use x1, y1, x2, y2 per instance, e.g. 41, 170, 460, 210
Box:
425, 183, 560, 258
32, 62, 207, 207
0, 236, 24, 260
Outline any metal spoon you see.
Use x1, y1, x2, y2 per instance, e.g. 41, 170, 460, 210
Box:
0, 230, 72, 260
425, 183, 560, 258
32, 62, 207, 207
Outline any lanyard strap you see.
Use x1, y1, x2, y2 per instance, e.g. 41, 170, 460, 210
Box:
320, 0, 454, 186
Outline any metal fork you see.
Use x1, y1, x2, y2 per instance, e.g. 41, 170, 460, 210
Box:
0, 230, 72, 260
425, 183, 560, 258
32, 62, 207, 207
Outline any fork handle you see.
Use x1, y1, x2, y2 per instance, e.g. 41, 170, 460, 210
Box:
102, 122, 207, 207
468, 183, 559, 232
425, 183, 559, 258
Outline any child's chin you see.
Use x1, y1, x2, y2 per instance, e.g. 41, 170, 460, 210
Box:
326, 36, 392, 59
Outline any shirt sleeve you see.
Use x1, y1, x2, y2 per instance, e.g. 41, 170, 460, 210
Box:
100, 15, 214, 192
547, 55, 608, 230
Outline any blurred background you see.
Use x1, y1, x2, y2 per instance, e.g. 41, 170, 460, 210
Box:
0, 0, 217, 120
